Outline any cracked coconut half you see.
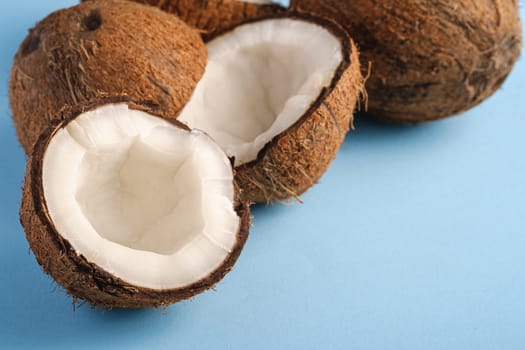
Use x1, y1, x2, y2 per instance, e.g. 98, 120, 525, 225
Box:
20, 99, 250, 309
178, 15, 364, 203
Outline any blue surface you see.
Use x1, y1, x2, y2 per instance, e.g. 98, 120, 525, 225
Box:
1, 1, 524, 349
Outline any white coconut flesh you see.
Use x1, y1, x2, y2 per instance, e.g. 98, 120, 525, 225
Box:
42, 104, 240, 290
178, 18, 343, 166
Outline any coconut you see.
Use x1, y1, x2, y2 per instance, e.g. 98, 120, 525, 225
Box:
20, 97, 250, 309
126, 0, 285, 35
10, 0, 206, 154
177, 15, 364, 203
291, 0, 523, 122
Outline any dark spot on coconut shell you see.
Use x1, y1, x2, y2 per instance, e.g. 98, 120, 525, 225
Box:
83, 10, 102, 31
21, 31, 40, 56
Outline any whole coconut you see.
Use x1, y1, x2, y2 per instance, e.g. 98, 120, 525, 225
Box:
291, 0, 523, 123
10, 0, 207, 153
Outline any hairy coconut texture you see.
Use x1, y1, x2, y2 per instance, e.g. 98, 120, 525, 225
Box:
20, 99, 250, 309
10, 0, 206, 154
177, 15, 364, 203
291, 0, 523, 123
123, 0, 286, 35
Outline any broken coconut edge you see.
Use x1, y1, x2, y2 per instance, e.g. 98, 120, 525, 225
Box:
19, 97, 251, 309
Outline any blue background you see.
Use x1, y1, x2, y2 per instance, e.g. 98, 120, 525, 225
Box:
1, 1, 524, 349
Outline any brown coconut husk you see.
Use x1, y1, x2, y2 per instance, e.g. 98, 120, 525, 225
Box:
19, 97, 251, 309
128, 0, 286, 35
217, 14, 364, 203
10, 0, 207, 154
291, 0, 523, 123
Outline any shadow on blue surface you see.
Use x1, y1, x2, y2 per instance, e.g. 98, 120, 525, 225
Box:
342, 111, 464, 150
2, 265, 179, 348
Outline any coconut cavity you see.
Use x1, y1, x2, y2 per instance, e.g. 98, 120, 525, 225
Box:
20, 101, 250, 308
179, 18, 343, 166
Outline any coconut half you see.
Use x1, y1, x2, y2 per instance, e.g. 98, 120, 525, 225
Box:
10, 0, 206, 154
20, 99, 250, 309
128, 0, 285, 34
178, 15, 364, 203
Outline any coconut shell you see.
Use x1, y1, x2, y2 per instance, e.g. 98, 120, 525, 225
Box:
226, 15, 364, 203
291, 0, 523, 123
126, 0, 286, 35
10, 0, 207, 154
19, 98, 251, 309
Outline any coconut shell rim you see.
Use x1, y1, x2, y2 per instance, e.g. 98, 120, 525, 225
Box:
203, 12, 356, 171
26, 95, 251, 305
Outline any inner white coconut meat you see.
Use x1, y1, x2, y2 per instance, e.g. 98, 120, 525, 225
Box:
42, 104, 239, 290
178, 18, 342, 166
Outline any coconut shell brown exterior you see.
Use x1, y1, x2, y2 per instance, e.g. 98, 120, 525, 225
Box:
10, 0, 207, 154
20, 98, 251, 309
226, 15, 364, 203
126, 0, 285, 35
291, 0, 523, 123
